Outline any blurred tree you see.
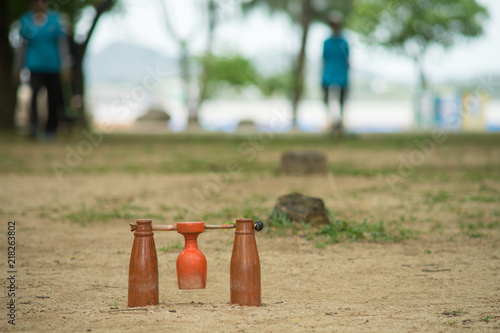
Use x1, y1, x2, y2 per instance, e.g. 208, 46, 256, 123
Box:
202, 54, 294, 99
242, 0, 353, 125
197, 0, 218, 117
157, 0, 218, 124
202, 54, 259, 98
259, 70, 294, 98
59, 0, 118, 128
0, 1, 24, 131
350, 0, 488, 125
0, 0, 117, 131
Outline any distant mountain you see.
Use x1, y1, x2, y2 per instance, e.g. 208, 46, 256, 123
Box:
84, 42, 179, 86
84, 41, 417, 100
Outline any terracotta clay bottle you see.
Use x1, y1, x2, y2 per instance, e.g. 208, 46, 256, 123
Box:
176, 222, 207, 289
128, 219, 159, 307
230, 218, 262, 306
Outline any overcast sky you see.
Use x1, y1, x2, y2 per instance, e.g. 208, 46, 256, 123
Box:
86, 0, 500, 84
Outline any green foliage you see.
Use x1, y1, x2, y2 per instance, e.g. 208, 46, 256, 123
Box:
212, 55, 258, 86
350, 0, 488, 54
202, 54, 296, 99
243, 0, 353, 25
241, 0, 354, 107
7, 1, 28, 25
259, 71, 294, 97
203, 54, 259, 99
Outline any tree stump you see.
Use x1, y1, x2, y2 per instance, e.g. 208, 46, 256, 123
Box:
135, 108, 171, 132
271, 193, 329, 225
137, 108, 171, 121
278, 151, 327, 175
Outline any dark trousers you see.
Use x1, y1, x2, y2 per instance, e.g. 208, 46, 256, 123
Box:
30, 71, 65, 134
323, 85, 347, 110
323, 85, 348, 127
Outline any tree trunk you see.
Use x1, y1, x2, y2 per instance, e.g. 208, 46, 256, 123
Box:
413, 53, 427, 129
157, 0, 200, 125
70, 0, 115, 129
70, 40, 88, 128
193, 0, 217, 124
179, 41, 195, 123
291, 0, 313, 126
0, 1, 16, 131
417, 53, 427, 92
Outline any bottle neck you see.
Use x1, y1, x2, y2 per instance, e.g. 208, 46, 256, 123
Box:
235, 220, 254, 235
183, 233, 200, 248
134, 220, 153, 237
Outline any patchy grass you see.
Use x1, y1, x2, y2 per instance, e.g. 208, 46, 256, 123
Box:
105, 299, 123, 307
482, 316, 493, 322
3, 132, 500, 243
328, 163, 393, 177
1, 132, 500, 178
442, 310, 469, 317
64, 203, 165, 226
460, 221, 500, 238
64, 205, 135, 226
158, 242, 182, 253
266, 210, 296, 234
424, 190, 451, 208
202, 207, 239, 222
316, 217, 419, 244
466, 195, 499, 203
265, 210, 419, 245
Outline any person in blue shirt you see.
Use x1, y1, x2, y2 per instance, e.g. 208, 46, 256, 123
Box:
322, 11, 349, 135
13, 0, 71, 139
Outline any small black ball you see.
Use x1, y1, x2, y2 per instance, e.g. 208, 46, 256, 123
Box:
253, 220, 264, 231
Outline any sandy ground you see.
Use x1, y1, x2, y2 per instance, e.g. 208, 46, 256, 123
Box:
1, 170, 499, 332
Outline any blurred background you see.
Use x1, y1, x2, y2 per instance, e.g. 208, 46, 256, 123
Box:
2, 0, 499, 134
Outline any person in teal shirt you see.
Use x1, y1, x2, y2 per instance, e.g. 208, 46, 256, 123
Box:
322, 11, 349, 135
13, 0, 71, 139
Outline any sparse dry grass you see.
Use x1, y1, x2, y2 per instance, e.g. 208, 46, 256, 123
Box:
1, 131, 499, 331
